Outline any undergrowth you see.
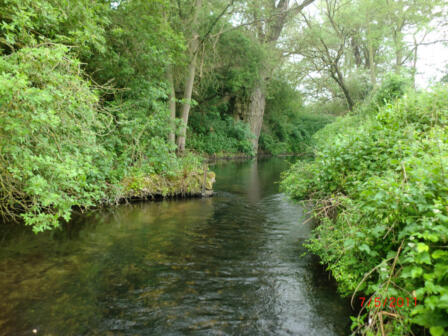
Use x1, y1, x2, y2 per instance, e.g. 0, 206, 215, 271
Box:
0, 46, 205, 233
282, 76, 448, 335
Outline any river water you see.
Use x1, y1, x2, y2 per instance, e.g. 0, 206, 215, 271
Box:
0, 158, 352, 335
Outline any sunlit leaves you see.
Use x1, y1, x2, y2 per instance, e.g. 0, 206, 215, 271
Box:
0, 45, 108, 232
282, 81, 448, 334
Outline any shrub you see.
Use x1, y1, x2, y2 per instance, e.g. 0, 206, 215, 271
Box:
260, 78, 334, 154
373, 73, 410, 107
282, 82, 448, 335
0, 45, 109, 232
187, 113, 254, 155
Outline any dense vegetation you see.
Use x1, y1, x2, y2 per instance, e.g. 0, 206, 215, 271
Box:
279, 1, 448, 334
260, 78, 334, 155
1, 0, 448, 334
282, 77, 448, 335
0, 0, 325, 232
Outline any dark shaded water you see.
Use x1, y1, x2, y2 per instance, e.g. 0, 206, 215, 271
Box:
0, 158, 352, 336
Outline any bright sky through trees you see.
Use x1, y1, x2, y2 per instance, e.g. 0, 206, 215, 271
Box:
415, 31, 448, 86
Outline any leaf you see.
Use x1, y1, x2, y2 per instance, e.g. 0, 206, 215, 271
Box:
416, 243, 429, 253
432, 250, 447, 259
430, 327, 445, 336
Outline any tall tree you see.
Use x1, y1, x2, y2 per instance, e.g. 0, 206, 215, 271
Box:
175, 0, 203, 152
285, 0, 445, 111
173, 0, 235, 153
288, 0, 356, 110
235, 0, 314, 152
383, 0, 441, 77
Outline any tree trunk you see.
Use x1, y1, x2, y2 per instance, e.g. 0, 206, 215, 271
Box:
241, 0, 314, 154
411, 35, 418, 89
393, 30, 403, 73
243, 84, 266, 153
331, 67, 354, 111
395, 49, 402, 72
167, 65, 176, 145
351, 36, 362, 68
368, 42, 376, 85
367, 24, 376, 85
176, 44, 198, 152
338, 78, 354, 111
176, 0, 202, 153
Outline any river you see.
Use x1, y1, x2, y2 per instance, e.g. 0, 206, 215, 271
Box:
0, 158, 352, 335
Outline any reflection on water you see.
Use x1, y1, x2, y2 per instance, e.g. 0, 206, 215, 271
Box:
0, 158, 352, 336
248, 159, 261, 203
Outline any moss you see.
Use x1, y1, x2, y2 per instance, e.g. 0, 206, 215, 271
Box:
120, 168, 215, 200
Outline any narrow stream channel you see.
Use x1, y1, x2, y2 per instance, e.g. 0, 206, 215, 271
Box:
0, 158, 352, 335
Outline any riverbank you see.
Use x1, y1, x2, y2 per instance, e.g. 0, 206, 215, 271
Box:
281, 82, 448, 335
120, 167, 216, 201
1, 153, 215, 233
0, 157, 352, 336
205, 152, 308, 162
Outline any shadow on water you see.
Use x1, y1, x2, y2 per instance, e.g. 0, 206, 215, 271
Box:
0, 157, 353, 336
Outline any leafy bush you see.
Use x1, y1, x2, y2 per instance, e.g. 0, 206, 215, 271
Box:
187, 113, 254, 155
259, 133, 289, 155
260, 111, 333, 155
260, 78, 334, 154
0, 0, 108, 56
282, 82, 448, 335
84, 0, 188, 178
0, 45, 205, 232
373, 73, 410, 108
102, 88, 180, 179
0, 45, 109, 232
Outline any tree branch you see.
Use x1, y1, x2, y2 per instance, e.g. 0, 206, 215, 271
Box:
198, 0, 235, 48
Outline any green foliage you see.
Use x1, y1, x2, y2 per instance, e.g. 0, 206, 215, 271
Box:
282, 80, 448, 334
187, 113, 254, 155
188, 28, 267, 156
105, 98, 180, 177
0, 43, 205, 232
0, 1, 204, 232
213, 29, 265, 97
0, 0, 108, 55
87, 0, 183, 88
371, 73, 410, 109
260, 78, 334, 155
344, 71, 373, 103
0, 45, 109, 232
85, 0, 188, 178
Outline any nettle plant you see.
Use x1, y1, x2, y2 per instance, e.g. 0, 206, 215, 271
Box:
282, 84, 448, 335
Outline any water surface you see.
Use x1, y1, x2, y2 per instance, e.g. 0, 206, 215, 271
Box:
0, 158, 352, 335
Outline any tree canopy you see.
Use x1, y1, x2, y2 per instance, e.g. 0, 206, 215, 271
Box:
1, 0, 448, 333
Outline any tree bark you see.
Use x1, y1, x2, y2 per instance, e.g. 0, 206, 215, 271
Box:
366, 23, 376, 86
393, 29, 404, 73
368, 41, 376, 85
351, 36, 363, 68
411, 34, 418, 89
395, 48, 402, 72
176, 0, 202, 153
241, 0, 314, 154
330, 66, 354, 111
167, 65, 176, 145
339, 78, 354, 111
176, 42, 198, 152
243, 83, 266, 153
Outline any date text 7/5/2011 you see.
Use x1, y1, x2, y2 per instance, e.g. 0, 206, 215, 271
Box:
359, 297, 417, 308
